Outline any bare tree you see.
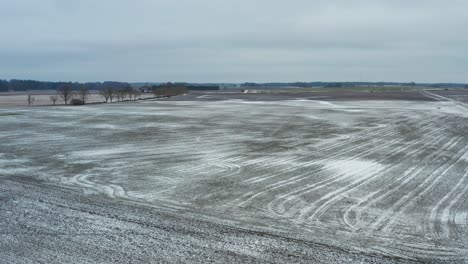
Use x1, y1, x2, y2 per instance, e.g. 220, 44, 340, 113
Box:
124, 85, 133, 100
116, 89, 125, 102
99, 87, 114, 103
127, 90, 132, 101
58, 85, 73, 105
77, 86, 89, 104
134, 90, 141, 100
99, 88, 109, 103
129, 86, 140, 100
122, 88, 129, 101
109, 89, 115, 102
27, 94, 35, 106
99, 88, 108, 103
153, 87, 161, 98
49, 95, 58, 105
132, 90, 138, 100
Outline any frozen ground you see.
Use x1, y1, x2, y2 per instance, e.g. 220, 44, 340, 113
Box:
1, 95, 468, 262
0, 178, 412, 264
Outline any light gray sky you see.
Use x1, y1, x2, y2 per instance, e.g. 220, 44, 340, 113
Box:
1, 0, 467, 83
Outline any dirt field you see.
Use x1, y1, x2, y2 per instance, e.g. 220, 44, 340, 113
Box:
180, 90, 435, 101
1, 93, 467, 262
426, 89, 468, 103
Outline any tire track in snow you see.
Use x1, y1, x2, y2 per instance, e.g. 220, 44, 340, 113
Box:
342, 135, 451, 230
374, 140, 468, 233
264, 117, 444, 217
296, 126, 453, 224
343, 134, 460, 231
428, 150, 468, 239
241, 115, 414, 185
236, 118, 431, 207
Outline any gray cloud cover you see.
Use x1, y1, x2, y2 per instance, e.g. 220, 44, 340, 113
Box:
1, 0, 467, 83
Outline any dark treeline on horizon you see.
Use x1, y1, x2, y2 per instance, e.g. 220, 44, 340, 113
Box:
0, 79, 130, 92
142, 83, 219, 91
1, 79, 467, 92
152, 83, 188, 98
241, 82, 468, 88
0, 79, 223, 93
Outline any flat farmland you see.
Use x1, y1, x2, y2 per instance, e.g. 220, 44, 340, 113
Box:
1, 95, 468, 262
0, 91, 156, 107
426, 89, 468, 103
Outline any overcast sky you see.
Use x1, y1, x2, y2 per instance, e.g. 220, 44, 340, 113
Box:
1, 0, 467, 83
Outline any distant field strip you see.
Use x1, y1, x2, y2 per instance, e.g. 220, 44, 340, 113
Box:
0, 99, 467, 260
423, 90, 468, 108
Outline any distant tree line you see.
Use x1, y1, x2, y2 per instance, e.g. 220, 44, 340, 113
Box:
186, 85, 219, 90
152, 83, 188, 98
22, 84, 143, 106
0, 79, 130, 92
240, 82, 468, 89
99, 85, 141, 103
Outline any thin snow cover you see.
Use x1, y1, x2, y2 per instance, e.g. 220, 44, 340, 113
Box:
341, 109, 364, 113
0, 167, 32, 175
316, 100, 342, 108
0, 155, 30, 172
225, 99, 247, 103
321, 158, 386, 178
435, 102, 468, 117
225, 99, 274, 104
0, 156, 46, 177
1, 97, 468, 261
70, 146, 136, 158
197, 95, 213, 99
92, 124, 120, 130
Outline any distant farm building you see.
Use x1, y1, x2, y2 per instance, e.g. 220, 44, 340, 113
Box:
138, 86, 152, 93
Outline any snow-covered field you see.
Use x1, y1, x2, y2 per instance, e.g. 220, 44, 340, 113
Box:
1, 98, 467, 261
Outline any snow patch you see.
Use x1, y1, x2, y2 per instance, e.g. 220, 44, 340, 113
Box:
70, 146, 135, 158
321, 158, 386, 178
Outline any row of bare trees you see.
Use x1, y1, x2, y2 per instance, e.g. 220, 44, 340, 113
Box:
44, 86, 89, 105
99, 86, 141, 103
42, 85, 141, 105
31, 83, 185, 106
